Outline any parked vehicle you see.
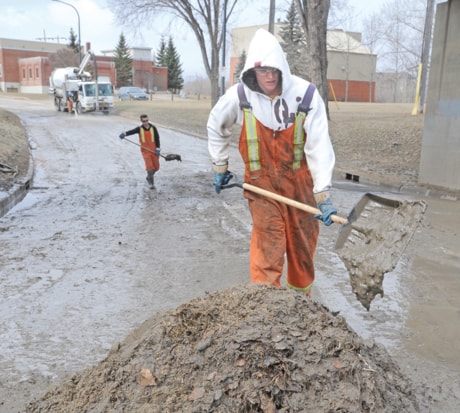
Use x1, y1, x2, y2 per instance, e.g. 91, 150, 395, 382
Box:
49, 50, 114, 115
118, 87, 149, 101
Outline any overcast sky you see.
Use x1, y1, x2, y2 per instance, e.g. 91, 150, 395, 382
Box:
0, 0, 405, 78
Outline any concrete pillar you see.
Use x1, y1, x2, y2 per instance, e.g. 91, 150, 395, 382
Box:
419, 0, 460, 191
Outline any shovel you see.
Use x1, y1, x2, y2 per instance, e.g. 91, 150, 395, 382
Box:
123, 137, 182, 162
221, 171, 427, 310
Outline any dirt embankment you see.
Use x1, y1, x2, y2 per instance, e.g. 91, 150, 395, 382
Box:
0, 109, 30, 192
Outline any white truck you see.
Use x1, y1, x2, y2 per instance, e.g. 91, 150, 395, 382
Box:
49, 50, 114, 115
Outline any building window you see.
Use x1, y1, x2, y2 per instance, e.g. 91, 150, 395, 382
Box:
23, 68, 26, 79
36, 67, 40, 78
29, 68, 33, 78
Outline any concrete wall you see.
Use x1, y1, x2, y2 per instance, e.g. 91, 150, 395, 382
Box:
419, 0, 460, 191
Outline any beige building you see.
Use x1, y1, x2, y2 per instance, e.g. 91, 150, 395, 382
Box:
229, 25, 377, 102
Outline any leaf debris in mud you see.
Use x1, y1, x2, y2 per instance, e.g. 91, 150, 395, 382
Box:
26, 284, 419, 413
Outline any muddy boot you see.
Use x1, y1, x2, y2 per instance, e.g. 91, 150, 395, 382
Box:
146, 170, 155, 189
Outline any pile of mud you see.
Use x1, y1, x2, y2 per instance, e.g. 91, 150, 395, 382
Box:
26, 284, 418, 412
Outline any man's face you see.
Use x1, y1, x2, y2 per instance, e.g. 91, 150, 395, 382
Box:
254, 67, 281, 96
141, 117, 149, 125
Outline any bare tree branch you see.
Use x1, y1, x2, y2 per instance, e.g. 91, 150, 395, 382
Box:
108, 0, 241, 105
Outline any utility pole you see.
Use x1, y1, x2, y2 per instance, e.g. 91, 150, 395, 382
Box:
221, 0, 228, 97
418, 0, 436, 113
268, 0, 275, 34
36, 29, 49, 42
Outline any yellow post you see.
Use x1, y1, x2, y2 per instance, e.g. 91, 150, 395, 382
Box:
412, 63, 423, 115
329, 82, 339, 110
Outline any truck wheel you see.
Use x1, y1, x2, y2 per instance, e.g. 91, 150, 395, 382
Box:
75, 101, 82, 115
55, 98, 62, 112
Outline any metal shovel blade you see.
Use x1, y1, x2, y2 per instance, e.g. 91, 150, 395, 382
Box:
335, 193, 428, 310
162, 153, 182, 162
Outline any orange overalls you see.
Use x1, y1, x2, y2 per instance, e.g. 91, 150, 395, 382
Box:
238, 92, 319, 295
139, 127, 160, 172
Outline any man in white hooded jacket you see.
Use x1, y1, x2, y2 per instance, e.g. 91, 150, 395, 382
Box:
207, 29, 337, 296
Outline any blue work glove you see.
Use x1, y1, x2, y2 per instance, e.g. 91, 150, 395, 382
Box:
213, 171, 232, 194
154, 148, 160, 156
315, 198, 337, 226
119, 132, 126, 140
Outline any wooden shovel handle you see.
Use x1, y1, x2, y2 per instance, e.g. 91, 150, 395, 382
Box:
242, 182, 348, 225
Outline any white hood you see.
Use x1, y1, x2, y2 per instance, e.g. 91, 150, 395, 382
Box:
241, 29, 292, 94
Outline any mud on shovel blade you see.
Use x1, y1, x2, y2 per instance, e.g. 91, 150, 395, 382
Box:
335, 193, 427, 311
222, 172, 428, 311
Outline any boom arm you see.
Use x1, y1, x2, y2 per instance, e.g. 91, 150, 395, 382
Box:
76, 50, 97, 79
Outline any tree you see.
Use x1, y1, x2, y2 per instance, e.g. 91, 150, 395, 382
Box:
279, 0, 308, 79
49, 47, 79, 69
68, 28, 80, 59
165, 37, 184, 94
233, 49, 246, 83
108, 0, 241, 106
114, 33, 133, 88
155, 37, 168, 68
295, 0, 330, 117
361, 0, 426, 102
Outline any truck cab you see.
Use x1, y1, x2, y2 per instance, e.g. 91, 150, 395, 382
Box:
76, 81, 114, 114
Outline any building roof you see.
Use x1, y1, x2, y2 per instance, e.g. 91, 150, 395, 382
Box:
327, 30, 373, 55
230, 26, 374, 59
0, 38, 65, 53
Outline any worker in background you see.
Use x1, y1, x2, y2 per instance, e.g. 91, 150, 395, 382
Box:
119, 114, 161, 189
207, 29, 337, 296
66, 91, 74, 114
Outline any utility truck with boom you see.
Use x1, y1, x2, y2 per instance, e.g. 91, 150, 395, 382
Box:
49, 50, 114, 115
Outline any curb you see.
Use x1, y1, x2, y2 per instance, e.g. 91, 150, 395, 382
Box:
0, 150, 34, 219
332, 168, 459, 201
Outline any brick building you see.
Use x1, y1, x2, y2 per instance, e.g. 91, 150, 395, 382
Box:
229, 26, 377, 103
0, 38, 62, 93
0, 38, 168, 94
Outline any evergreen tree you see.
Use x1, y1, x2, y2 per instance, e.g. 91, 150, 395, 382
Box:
114, 33, 133, 87
279, 1, 308, 79
68, 28, 80, 59
155, 37, 168, 68
234, 49, 247, 83
165, 37, 184, 94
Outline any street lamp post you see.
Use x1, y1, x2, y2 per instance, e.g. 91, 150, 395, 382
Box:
52, 0, 81, 63
220, 0, 228, 97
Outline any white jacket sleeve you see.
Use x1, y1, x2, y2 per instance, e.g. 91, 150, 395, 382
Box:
207, 86, 240, 168
304, 90, 335, 194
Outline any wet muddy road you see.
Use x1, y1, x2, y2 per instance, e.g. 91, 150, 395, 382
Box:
0, 98, 459, 412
